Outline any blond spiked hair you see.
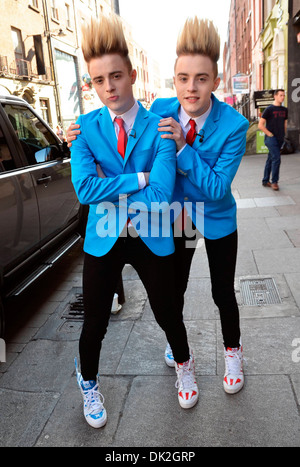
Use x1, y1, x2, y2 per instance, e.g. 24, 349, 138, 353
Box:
81, 14, 132, 71
176, 17, 220, 77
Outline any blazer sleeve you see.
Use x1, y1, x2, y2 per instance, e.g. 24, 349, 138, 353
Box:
70, 115, 140, 205
176, 118, 249, 201
121, 136, 177, 213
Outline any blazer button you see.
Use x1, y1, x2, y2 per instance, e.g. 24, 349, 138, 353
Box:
184, 197, 189, 201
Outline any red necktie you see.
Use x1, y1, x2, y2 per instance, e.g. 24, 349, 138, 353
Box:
186, 119, 196, 146
115, 117, 131, 226
177, 119, 196, 232
115, 117, 127, 159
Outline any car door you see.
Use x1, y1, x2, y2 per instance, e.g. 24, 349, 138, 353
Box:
2, 103, 80, 244
0, 113, 40, 276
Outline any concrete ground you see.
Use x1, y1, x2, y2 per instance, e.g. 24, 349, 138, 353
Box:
0, 152, 300, 448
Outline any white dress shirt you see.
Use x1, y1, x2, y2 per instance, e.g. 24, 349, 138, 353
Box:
177, 99, 213, 156
107, 100, 146, 189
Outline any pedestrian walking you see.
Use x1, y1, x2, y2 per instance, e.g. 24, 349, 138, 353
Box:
56, 124, 65, 142
258, 89, 288, 191
70, 14, 198, 429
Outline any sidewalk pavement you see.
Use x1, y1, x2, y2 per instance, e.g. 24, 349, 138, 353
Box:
0, 152, 300, 449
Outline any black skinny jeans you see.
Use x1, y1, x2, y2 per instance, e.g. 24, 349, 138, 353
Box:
173, 226, 240, 349
80, 234, 190, 381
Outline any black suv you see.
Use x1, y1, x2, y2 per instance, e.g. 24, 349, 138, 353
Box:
0, 95, 86, 336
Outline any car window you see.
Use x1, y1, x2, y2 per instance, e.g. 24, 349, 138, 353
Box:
0, 125, 16, 172
2, 104, 61, 166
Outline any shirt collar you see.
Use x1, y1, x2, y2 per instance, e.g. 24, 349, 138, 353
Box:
178, 98, 212, 132
108, 99, 139, 130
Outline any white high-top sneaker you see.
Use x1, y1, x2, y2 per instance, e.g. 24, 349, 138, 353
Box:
75, 358, 107, 428
223, 346, 244, 394
175, 353, 199, 409
164, 342, 175, 368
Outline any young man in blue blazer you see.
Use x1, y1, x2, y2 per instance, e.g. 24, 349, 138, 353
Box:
152, 17, 249, 395
68, 17, 249, 398
70, 15, 198, 428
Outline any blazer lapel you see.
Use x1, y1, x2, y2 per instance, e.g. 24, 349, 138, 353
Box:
97, 107, 118, 155
169, 99, 181, 121
193, 94, 220, 151
124, 103, 149, 166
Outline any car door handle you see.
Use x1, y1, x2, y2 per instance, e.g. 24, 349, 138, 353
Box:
37, 175, 52, 185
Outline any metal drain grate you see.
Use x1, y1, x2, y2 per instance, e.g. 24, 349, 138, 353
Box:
240, 277, 281, 306
62, 293, 84, 320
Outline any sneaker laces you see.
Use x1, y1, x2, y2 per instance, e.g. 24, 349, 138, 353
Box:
224, 347, 243, 375
82, 382, 105, 415
175, 359, 195, 390
75, 357, 105, 415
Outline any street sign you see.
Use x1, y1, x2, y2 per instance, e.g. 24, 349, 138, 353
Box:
232, 74, 249, 94
256, 131, 268, 154
254, 90, 274, 108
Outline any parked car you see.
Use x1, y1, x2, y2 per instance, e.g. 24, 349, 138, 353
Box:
0, 95, 87, 336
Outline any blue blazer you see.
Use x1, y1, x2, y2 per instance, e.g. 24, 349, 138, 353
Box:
71, 102, 176, 257
150, 94, 249, 239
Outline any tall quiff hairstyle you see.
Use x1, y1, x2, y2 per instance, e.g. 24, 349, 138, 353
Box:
81, 14, 132, 71
176, 17, 220, 77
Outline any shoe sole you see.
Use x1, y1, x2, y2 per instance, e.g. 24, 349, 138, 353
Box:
85, 410, 107, 428
178, 395, 199, 409
223, 381, 244, 395
165, 357, 175, 368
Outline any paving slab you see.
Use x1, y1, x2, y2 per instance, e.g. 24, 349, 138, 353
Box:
35, 376, 132, 447
254, 247, 300, 274
225, 317, 300, 376
116, 319, 217, 376
291, 374, 300, 406
285, 273, 300, 309
111, 375, 300, 447
237, 217, 293, 251
0, 340, 77, 392
236, 205, 280, 218
265, 216, 300, 231
0, 388, 59, 447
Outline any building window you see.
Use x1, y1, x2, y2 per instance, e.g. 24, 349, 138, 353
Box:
11, 27, 28, 76
65, 3, 71, 28
65, 3, 72, 29
11, 27, 24, 61
51, 0, 59, 21
30, 0, 39, 8
39, 99, 52, 127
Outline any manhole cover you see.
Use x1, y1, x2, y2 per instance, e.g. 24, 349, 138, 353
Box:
240, 277, 281, 306
62, 293, 84, 320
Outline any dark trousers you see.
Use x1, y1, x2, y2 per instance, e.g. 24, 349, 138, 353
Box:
80, 234, 190, 380
173, 226, 240, 349
263, 135, 283, 184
